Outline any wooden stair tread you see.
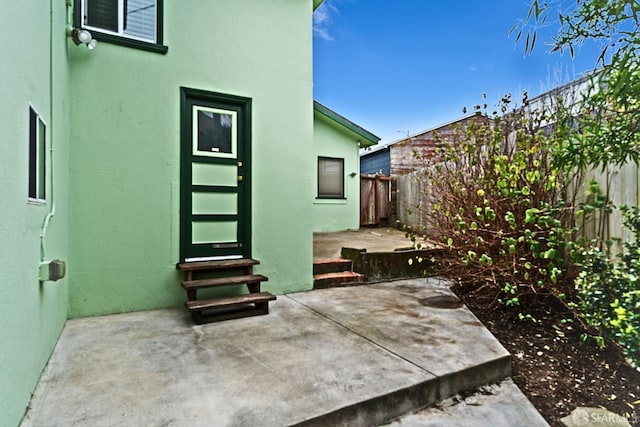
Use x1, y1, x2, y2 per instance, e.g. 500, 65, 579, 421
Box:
182, 274, 268, 290
186, 292, 276, 311
313, 258, 354, 275
177, 258, 259, 272
313, 258, 352, 265
313, 271, 364, 280
177, 257, 274, 324
313, 270, 365, 289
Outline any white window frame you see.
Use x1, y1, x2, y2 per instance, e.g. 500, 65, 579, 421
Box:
317, 157, 345, 199
192, 106, 238, 159
81, 0, 158, 44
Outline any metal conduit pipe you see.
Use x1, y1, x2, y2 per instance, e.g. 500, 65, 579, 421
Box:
39, 0, 65, 282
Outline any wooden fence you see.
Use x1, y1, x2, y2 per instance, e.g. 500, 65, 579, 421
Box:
584, 162, 640, 252
360, 174, 392, 227
395, 76, 640, 249
395, 171, 429, 232
395, 162, 640, 252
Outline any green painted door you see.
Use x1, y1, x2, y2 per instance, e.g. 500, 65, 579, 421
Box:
180, 88, 252, 262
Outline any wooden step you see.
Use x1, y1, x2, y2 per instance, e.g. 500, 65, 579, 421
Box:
177, 258, 274, 324
186, 292, 276, 311
177, 258, 259, 272
182, 274, 268, 291
313, 258, 353, 275
186, 292, 277, 324
313, 271, 365, 289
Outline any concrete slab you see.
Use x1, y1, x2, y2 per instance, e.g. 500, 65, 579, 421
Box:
21, 278, 517, 427
290, 279, 511, 399
313, 228, 414, 259
383, 379, 549, 427
21, 300, 434, 426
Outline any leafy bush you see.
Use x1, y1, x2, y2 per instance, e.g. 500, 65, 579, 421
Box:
575, 206, 640, 367
403, 0, 640, 366
409, 94, 583, 315
515, 0, 640, 170
510, 0, 640, 359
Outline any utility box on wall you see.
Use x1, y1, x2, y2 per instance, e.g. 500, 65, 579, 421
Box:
39, 259, 66, 282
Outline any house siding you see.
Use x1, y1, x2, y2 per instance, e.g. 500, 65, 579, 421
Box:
312, 111, 362, 232
1, 1, 327, 422
0, 1, 70, 426
67, 0, 317, 316
390, 114, 488, 176
361, 149, 390, 175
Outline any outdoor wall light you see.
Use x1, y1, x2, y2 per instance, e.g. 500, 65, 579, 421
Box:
71, 28, 97, 50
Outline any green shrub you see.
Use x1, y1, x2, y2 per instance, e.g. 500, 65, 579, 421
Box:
409, 94, 583, 314
575, 206, 640, 367
406, 91, 639, 364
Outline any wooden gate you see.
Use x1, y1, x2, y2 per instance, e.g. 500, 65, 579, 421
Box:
360, 174, 392, 226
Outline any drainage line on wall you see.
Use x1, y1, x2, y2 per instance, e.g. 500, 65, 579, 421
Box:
40, 0, 56, 263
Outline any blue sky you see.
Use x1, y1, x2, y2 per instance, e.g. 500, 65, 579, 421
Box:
313, 0, 603, 144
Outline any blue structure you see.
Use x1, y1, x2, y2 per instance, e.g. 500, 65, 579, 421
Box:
360, 144, 391, 176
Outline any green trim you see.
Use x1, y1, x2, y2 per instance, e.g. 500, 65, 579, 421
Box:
191, 157, 238, 165
313, 101, 380, 147
74, 0, 168, 55
179, 89, 190, 261
91, 33, 168, 54
313, 0, 325, 11
179, 87, 252, 261
192, 185, 237, 193
192, 214, 238, 222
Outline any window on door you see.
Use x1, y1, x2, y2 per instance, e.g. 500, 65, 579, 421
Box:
28, 106, 46, 202
317, 157, 344, 199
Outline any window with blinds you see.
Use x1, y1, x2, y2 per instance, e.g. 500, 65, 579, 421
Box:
318, 157, 344, 198
83, 0, 159, 44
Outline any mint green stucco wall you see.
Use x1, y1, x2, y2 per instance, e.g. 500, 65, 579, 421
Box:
0, 1, 70, 426
312, 111, 362, 232
67, 0, 316, 317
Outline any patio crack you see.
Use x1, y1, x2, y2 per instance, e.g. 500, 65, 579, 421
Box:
285, 295, 439, 378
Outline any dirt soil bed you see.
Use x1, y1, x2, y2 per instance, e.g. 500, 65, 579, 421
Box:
459, 297, 640, 426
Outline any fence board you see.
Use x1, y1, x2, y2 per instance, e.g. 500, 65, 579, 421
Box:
395, 161, 640, 252
360, 175, 392, 226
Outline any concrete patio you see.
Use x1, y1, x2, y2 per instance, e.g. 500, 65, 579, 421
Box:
313, 227, 415, 259
20, 277, 548, 426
